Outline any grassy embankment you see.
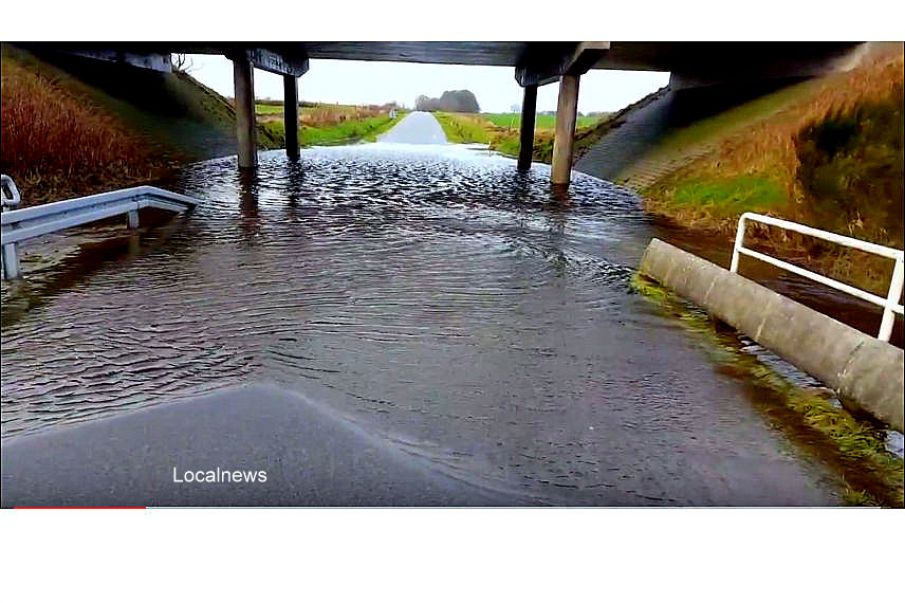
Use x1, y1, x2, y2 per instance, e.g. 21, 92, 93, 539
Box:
0, 44, 401, 207
1, 51, 173, 204
0, 45, 282, 205
434, 111, 606, 162
256, 102, 405, 146
643, 50, 904, 295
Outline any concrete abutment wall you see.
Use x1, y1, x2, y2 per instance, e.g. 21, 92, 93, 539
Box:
638, 238, 904, 432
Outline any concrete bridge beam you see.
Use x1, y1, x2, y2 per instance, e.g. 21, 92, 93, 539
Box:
244, 47, 310, 78
517, 84, 538, 171
515, 42, 609, 87
58, 48, 173, 72
283, 75, 300, 161
232, 56, 258, 169
551, 74, 580, 186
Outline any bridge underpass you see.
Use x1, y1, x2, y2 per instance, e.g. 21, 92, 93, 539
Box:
29, 42, 860, 190
5, 39, 903, 508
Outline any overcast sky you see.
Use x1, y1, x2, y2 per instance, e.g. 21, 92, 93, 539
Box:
185, 54, 670, 114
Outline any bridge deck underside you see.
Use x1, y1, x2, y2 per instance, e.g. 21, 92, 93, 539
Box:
32, 42, 859, 74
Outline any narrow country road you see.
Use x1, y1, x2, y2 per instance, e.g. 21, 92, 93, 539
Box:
378, 111, 448, 144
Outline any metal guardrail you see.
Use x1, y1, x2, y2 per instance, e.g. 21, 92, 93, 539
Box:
731, 212, 904, 342
1, 177, 199, 280
1, 175, 21, 211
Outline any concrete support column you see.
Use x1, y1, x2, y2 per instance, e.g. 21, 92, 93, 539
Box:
233, 56, 258, 169
551, 74, 580, 186
283, 75, 300, 160
517, 84, 538, 171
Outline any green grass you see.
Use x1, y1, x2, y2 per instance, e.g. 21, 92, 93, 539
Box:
493, 135, 556, 164
482, 112, 602, 130
264, 108, 603, 131
436, 111, 601, 165
255, 104, 285, 115
434, 112, 494, 144
842, 488, 879, 506
261, 113, 405, 147
630, 273, 904, 508
492, 137, 521, 156
667, 174, 789, 218
305, 114, 402, 144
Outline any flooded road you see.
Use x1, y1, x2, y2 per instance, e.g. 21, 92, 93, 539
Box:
0, 134, 859, 505
379, 111, 447, 144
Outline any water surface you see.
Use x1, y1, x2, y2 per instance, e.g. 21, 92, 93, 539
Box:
0, 140, 849, 505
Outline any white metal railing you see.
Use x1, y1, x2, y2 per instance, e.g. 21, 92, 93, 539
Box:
731, 212, 904, 342
1, 177, 199, 280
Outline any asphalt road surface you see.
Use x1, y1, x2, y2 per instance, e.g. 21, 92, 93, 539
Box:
378, 111, 448, 144
1, 384, 520, 507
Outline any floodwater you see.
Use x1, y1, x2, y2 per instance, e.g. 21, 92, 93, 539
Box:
378, 111, 447, 144
0, 113, 876, 505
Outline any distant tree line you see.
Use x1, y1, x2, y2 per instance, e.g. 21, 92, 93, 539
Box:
415, 90, 480, 113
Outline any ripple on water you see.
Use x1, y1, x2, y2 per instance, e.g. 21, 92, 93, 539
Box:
0, 145, 845, 505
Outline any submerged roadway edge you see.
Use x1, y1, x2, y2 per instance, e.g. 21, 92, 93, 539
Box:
638, 238, 905, 432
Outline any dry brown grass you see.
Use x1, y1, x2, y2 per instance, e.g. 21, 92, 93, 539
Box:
657, 51, 904, 229
644, 49, 904, 294
257, 104, 387, 128
1, 56, 171, 204
300, 104, 383, 127
733, 53, 899, 183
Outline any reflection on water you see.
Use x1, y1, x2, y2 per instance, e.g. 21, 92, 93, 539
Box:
0, 143, 849, 504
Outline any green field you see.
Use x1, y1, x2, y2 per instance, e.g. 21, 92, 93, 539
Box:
259, 106, 605, 129
260, 113, 406, 146
302, 114, 403, 145
255, 103, 284, 115
481, 112, 603, 130
433, 112, 494, 144
434, 111, 605, 164
256, 101, 406, 146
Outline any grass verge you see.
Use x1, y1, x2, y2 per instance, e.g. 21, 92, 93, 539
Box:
434, 111, 602, 164
434, 112, 495, 144
481, 112, 603, 130
258, 106, 405, 147
642, 49, 904, 295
